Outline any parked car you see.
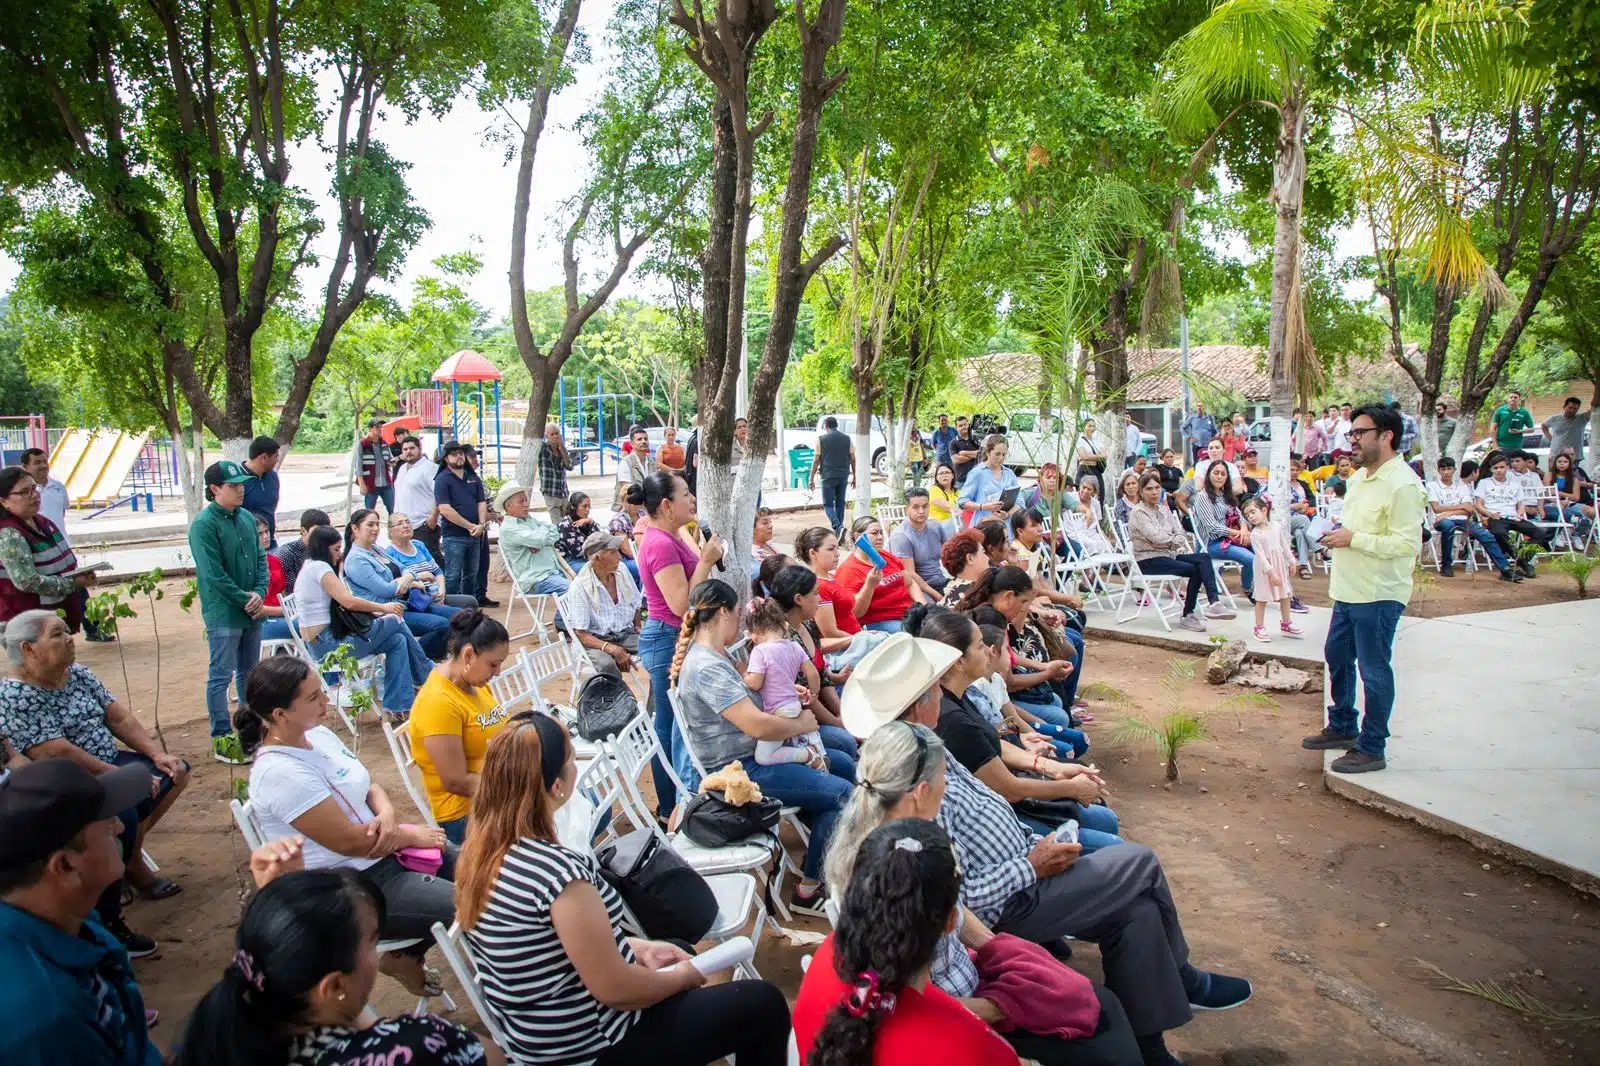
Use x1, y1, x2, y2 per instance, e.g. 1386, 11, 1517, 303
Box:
1463, 426, 1590, 465
610, 426, 667, 454
997, 410, 1155, 475
792, 414, 891, 477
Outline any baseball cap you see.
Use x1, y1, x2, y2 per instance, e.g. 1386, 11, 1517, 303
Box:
494, 481, 529, 510
0, 760, 152, 867
204, 459, 254, 486
582, 531, 624, 559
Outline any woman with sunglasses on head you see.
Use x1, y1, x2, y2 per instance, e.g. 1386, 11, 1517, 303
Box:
237, 656, 455, 1002
173, 868, 502, 1066
341, 507, 461, 659
455, 713, 790, 1066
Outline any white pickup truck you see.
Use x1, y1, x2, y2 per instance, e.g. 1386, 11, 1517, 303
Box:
999, 410, 1156, 474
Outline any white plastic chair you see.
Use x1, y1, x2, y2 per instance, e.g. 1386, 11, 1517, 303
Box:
1526, 484, 1575, 551
1109, 523, 1186, 631
576, 752, 764, 976
279, 593, 376, 737
430, 921, 509, 1049
230, 799, 455, 1014
554, 588, 648, 702
488, 645, 599, 763
497, 539, 557, 644
381, 720, 438, 827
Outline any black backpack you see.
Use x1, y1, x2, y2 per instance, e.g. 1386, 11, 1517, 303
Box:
576, 672, 639, 742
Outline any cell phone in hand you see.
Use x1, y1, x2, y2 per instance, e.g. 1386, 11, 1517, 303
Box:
1052, 819, 1079, 845
855, 534, 888, 569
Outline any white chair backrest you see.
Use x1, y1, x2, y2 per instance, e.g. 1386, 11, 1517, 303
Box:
525, 636, 583, 688
382, 720, 437, 826
430, 921, 509, 1050
575, 750, 641, 852
231, 798, 266, 851
604, 712, 689, 818
727, 637, 750, 668
486, 649, 540, 713
876, 504, 907, 525
665, 687, 712, 780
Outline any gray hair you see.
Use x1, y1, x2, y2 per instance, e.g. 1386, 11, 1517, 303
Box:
822, 721, 947, 899
4, 609, 61, 667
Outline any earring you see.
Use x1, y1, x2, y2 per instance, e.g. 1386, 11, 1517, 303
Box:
337, 992, 346, 1001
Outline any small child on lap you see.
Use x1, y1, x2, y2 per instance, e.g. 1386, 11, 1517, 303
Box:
741, 603, 826, 768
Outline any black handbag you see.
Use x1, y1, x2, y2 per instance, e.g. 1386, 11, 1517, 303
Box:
596, 828, 716, 943
1014, 796, 1084, 830
329, 600, 375, 639
681, 789, 783, 849
576, 673, 638, 742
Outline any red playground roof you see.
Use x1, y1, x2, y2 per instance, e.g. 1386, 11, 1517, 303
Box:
432, 349, 503, 383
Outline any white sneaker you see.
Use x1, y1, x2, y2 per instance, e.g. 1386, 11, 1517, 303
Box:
1204, 602, 1237, 620
1177, 613, 1207, 632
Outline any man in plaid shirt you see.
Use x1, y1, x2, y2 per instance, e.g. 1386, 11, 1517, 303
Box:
537, 424, 574, 523
841, 632, 1253, 1066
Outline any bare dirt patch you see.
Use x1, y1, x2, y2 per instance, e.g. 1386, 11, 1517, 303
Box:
80, 556, 1598, 1065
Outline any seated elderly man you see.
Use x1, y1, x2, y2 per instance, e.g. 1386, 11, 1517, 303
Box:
563, 531, 644, 678
839, 633, 1252, 1066
0, 609, 190, 958
493, 480, 570, 596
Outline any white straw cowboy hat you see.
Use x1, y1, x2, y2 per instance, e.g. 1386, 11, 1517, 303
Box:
840, 633, 962, 740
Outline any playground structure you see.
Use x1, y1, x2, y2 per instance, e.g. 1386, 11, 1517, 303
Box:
48, 428, 182, 515
400, 352, 645, 477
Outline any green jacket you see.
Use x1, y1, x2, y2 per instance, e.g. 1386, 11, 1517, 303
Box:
188, 502, 269, 630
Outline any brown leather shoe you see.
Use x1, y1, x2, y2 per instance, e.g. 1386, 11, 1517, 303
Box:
1301, 728, 1358, 750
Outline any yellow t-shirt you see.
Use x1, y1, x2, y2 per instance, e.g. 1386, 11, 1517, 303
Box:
408, 670, 510, 824
929, 485, 957, 523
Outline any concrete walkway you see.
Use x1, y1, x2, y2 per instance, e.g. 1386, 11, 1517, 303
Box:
1321, 598, 1600, 894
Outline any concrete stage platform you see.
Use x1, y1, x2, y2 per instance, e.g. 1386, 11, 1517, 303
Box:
1321, 598, 1600, 894
1088, 592, 1599, 892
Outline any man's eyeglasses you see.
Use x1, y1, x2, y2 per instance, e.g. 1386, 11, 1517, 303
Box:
1347, 427, 1377, 441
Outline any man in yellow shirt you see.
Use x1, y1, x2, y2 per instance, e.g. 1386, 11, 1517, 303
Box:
1302, 406, 1425, 774
408, 611, 512, 841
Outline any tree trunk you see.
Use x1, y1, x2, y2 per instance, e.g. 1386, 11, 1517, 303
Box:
1264, 95, 1308, 540
853, 387, 875, 517
1590, 379, 1600, 474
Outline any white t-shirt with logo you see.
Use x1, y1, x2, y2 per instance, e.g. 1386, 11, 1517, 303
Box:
1427, 479, 1474, 510
1475, 476, 1524, 517
1509, 469, 1543, 503
249, 725, 378, 872
393, 458, 440, 525
1330, 418, 1353, 453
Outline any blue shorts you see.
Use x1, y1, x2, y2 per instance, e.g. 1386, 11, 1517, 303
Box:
112, 749, 186, 822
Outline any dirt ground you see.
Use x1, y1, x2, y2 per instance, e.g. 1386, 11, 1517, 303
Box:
77, 508, 1598, 1065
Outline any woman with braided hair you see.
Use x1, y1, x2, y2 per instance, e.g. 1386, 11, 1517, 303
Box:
671, 578, 853, 914
172, 868, 500, 1066
796, 818, 1017, 1066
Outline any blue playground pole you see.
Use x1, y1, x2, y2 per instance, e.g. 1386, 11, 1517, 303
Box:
575, 377, 586, 475
597, 373, 606, 475
558, 377, 566, 445
493, 379, 502, 477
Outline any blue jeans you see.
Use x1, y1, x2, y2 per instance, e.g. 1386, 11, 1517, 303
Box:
820, 478, 847, 535
640, 617, 686, 819
744, 753, 855, 880
364, 486, 396, 514
259, 618, 292, 642
817, 725, 859, 780
526, 573, 571, 596
402, 604, 461, 659
441, 536, 482, 600
441, 816, 468, 845
1077, 803, 1123, 852
1030, 718, 1089, 759
206, 621, 262, 737
1434, 518, 1509, 572
1324, 599, 1405, 758
1206, 538, 1254, 596
310, 615, 432, 715
863, 619, 902, 634
622, 558, 640, 586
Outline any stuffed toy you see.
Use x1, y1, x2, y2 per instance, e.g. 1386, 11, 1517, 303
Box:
698, 760, 765, 806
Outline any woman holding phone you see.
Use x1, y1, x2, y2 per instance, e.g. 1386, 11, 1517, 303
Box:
957, 435, 1022, 527
832, 516, 938, 635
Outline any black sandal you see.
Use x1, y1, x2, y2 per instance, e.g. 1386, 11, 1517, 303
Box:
136, 877, 183, 901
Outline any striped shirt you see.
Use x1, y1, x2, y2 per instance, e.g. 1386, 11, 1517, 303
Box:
936, 758, 1040, 926
466, 839, 638, 1065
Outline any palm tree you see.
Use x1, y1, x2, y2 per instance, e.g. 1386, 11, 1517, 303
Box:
1162, 0, 1329, 532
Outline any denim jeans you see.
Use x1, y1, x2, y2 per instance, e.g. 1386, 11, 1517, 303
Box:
206, 621, 262, 737
1206, 537, 1255, 595
363, 486, 396, 515
527, 573, 571, 596
259, 617, 292, 642
744, 753, 855, 880
309, 615, 432, 715
1434, 518, 1509, 572
1324, 599, 1405, 758
863, 619, 903, 634
640, 617, 685, 819
1077, 803, 1123, 852
440, 816, 468, 845
820, 478, 847, 535
816, 725, 859, 780
1289, 512, 1314, 568
1030, 718, 1089, 758
441, 535, 482, 600
402, 603, 462, 659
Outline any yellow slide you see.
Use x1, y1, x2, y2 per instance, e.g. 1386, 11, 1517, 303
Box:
52, 428, 151, 506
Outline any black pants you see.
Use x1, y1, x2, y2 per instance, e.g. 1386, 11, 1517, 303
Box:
1486, 516, 1551, 557
476, 531, 491, 599
593, 980, 790, 1066
1137, 554, 1220, 616
416, 522, 444, 567
360, 844, 459, 957
1005, 983, 1143, 1066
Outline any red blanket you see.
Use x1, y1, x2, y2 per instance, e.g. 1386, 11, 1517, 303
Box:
973, 933, 1100, 1040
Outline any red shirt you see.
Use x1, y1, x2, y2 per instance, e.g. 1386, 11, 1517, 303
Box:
834, 552, 913, 625
794, 937, 1017, 1066
817, 578, 863, 635
264, 553, 286, 607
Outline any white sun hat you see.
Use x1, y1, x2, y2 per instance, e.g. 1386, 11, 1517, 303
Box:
839, 632, 962, 740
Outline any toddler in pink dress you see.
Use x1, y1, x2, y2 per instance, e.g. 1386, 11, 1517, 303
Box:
1242, 496, 1303, 642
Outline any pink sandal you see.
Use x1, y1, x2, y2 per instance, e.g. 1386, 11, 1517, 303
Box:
1252, 625, 1272, 643
1280, 621, 1304, 637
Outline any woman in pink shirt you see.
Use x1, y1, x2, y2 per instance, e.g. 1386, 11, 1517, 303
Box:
636, 471, 724, 820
